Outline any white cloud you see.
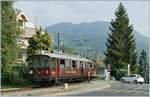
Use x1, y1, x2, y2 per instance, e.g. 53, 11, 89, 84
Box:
13, 1, 150, 37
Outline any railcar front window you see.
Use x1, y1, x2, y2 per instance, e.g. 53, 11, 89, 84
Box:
43, 58, 49, 67
29, 59, 33, 68
29, 56, 51, 68
37, 58, 42, 68
33, 58, 37, 68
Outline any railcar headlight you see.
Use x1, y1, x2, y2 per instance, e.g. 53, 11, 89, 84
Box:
29, 70, 33, 74
38, 71, 41, 74
46, 70, 49, 74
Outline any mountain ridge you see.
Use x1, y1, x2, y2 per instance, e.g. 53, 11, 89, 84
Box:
46, 21, 149, 58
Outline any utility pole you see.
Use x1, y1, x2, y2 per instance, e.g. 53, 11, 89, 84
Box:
95, 49, 97, 63
58, 32, 60, 52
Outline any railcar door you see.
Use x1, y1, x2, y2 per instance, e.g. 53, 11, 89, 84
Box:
80, 61, 84, 76
50, 58, 57, 79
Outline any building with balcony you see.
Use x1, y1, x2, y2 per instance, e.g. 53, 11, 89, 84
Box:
16, 12, 36, 64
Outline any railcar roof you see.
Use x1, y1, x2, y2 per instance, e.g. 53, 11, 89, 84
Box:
34, 51, 95, 63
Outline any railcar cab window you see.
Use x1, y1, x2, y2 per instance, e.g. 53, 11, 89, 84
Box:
60, 59, 65, 70
30, 56, 50, 68
42, 58, 49, 67
37, 57, 42, 68
31, 57, 37, 68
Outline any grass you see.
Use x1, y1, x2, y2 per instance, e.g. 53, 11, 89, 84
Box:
1, 82, 34, 89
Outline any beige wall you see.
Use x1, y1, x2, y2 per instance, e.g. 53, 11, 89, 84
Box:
16, 13, 36, 64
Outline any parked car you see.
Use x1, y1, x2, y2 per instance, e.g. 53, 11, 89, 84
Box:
121, 74, 144, 84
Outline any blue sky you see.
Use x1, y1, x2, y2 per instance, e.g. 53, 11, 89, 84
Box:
14, 1, 149, 37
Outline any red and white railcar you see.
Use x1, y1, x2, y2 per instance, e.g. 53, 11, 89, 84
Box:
28, 51, 97, 84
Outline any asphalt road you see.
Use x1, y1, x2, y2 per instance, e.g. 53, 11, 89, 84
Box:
70, 87, 149, 96
69, 83, 149, 96
2, 80, 149, 96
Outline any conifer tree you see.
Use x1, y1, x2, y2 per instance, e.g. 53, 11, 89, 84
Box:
104, 3, 137, 80
138, 50, 149, 83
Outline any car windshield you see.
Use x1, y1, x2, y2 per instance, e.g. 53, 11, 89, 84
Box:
125, 75, 129, 77
129, 74, 136, 77
137, 75, 142, 77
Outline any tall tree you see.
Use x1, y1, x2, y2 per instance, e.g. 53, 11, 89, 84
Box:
138, 50, 149, 83
1, 1, 21, 84
104, 3, 137, 80
27, 27, 52, 57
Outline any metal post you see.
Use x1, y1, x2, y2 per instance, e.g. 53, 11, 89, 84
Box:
58, 32, 60, 52
128, 64, 130, 75
95, 49, 97, 63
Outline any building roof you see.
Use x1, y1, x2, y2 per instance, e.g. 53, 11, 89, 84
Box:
34, 51, 95, 63
19, 26, 36, 39
17, 12, 29, 22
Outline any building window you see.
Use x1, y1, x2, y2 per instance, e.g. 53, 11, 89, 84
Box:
17, 52, 23, 59
18, 20, 23, 27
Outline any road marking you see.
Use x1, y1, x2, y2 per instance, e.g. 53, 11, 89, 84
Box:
135, 90, 144, 94
104, 88, 119, 92
109, 89, 128, 94
144, 92, 149, 95
125, 89, 137, 93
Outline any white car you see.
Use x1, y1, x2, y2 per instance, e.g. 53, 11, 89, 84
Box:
121, 74, 144, 84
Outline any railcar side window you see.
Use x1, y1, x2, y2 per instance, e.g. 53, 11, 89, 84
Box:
72, 61, 76, 69
90, 64, 93, 68
80, 61, 85, 69
51, 58, 56, 69
85, 63, 89, 68
80, 61, 83, 68
60, 59, 65, 70
65, 59, 70, 69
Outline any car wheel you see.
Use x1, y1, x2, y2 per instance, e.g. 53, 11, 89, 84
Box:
134, 80, 138, 84
140, 82, 143, 84
121, 79, 125, 83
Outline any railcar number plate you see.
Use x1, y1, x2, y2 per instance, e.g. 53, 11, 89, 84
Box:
65, 71, 76, 73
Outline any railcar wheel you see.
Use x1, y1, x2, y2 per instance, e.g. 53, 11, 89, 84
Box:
134, 80, 138, 84
121, 79, 125, 83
